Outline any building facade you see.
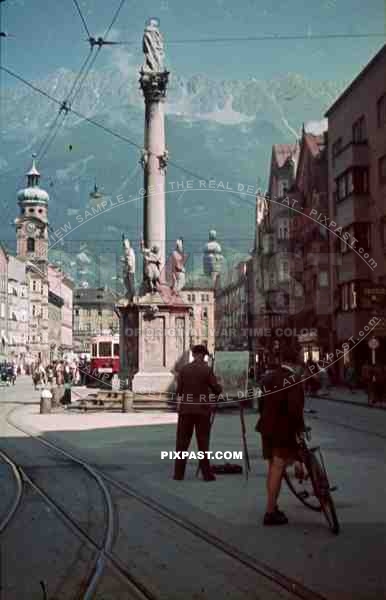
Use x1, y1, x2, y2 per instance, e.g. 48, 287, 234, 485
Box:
215, 260, 250, 352
48, 265, 74, 360
7, 255, 29, 366
73, 287, 120, 354
0, 244, 9, 361
180, 282, 215, 355
249, 143, 300, 366
61, 275, 74, 352
325, 43, 386, 372
292, 129, 332, 362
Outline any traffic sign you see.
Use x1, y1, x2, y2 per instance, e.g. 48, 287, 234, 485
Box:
368, 337, 380, 350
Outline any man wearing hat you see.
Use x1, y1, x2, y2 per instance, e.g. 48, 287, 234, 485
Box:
173, 344, 222, 481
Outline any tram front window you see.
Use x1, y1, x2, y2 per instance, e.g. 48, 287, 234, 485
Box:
99, 342, 112, 357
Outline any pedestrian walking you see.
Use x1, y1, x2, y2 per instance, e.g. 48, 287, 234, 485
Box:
319, 367, 330, 395
255, 353, 305, 526
63, 363, 72, 405
32, 366, 39, 390
40, 364, 47, 386
344, 362, 356, 394
55, 361, 64, 386
6, 363, 13, 386
11, 363, 17, 385
173, 344, 222, 481
47, 364, 54, 385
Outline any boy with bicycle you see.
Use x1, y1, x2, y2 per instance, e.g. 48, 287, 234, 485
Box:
256, 352, 305, 526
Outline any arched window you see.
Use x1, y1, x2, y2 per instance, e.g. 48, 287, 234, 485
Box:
27, 238, 35, 253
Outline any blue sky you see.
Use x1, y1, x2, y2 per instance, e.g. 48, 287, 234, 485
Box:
2, 0, 385, 83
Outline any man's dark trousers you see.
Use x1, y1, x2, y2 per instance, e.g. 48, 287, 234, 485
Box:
174, 413, 212, 479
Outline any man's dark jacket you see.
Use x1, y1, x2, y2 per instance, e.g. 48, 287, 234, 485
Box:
256, 367, 304, 444
176, 360, 222, 415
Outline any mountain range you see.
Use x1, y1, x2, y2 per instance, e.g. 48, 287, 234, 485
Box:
0, 62, 345, 287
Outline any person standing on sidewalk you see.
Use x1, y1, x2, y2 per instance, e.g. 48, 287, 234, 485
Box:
63, 363, 72, 405
173, 344, 222, 481
256, 354, 305, 526
344, 362, 356, 394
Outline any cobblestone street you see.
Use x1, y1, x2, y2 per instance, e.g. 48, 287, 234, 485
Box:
0, 378, 385, 598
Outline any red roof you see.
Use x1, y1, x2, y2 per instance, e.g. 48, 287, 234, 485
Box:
304, 133, 325, 158
273, 143, 299, 168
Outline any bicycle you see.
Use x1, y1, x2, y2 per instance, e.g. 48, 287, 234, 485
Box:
284, 426, 340, 534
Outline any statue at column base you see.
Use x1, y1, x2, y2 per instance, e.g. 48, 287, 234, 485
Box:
171, 238, 186, 293
141, 240, 161, 294
121, 234, 136, 302
144, 305, 159, 320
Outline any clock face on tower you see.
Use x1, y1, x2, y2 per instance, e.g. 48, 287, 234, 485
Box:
26, 222, 36, 234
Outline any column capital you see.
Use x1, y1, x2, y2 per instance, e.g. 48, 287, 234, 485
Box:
139, 70, 169, 102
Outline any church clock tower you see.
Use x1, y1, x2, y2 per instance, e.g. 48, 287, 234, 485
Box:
15, 154, 49, 270
15, 155, 50, 364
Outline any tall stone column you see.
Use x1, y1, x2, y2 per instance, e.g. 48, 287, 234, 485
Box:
139, 20, 169, 278
118, 20, 191, 398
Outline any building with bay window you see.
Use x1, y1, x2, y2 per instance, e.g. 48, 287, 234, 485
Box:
325, 43, 386, 373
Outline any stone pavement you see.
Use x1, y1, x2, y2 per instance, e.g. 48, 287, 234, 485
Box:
5, 378, 386, 599
308, 386, 386, 410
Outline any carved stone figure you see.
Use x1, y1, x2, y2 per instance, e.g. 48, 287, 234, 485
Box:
142, 18, 165, 73
144, 305, 160, 320
121, 234, 136, 301
158, 149, 169, 172
171, 238, 186, 292
203, 229, 224, 276
141, 240, 161, 293
140, 149, 149, 169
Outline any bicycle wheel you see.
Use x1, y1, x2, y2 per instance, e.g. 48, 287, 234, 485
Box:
309, 452, 340, 534
284, 464, 322, 512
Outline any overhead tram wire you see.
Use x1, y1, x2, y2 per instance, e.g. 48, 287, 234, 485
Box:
103, 0, 127, 40
0, 0, 11, 142
112, 31, 386, 46
1, 65, 257, 212
38, 0, 127, 162
37, 47, 98, 161
72, 0, 91, 39
0, 0, 3, 138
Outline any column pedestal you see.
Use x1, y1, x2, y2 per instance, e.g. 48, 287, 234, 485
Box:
117, 293, 191, 397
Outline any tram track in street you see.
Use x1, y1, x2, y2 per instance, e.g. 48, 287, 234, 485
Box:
4, 403, 328, 600
1, 404, 156, 600
0, 448, 24, 534
306, 395, 386, 441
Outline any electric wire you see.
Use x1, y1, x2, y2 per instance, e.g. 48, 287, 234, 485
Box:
1, 65, 256, 210
103, 0, 127, 40
37, 47, 97, 160
72, 0, 91, 39
0, 0, 3, 137
37, 0, 127, 163
113, 32, 386, 46
37, 48, 93, 160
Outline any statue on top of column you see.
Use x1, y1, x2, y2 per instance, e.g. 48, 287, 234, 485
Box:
121, 234, 136, 301
171, 238, 186, 292
141, 240, 161, 293
142, 17, 165, 73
